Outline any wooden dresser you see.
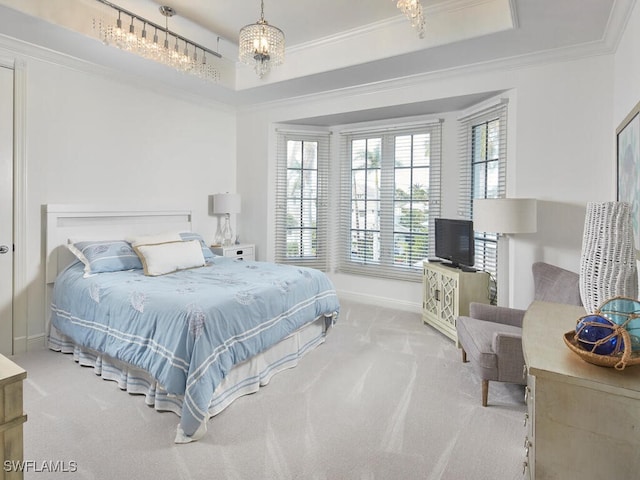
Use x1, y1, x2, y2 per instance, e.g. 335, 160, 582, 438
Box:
0, 355, 27, 480
522, 301, 640, 479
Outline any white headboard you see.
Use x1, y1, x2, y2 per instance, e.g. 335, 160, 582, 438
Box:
44, 204, 193, 284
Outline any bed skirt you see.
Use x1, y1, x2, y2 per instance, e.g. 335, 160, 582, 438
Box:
47, 314, 335, 443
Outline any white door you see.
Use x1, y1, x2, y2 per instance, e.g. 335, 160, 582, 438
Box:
0, 66, 13, 356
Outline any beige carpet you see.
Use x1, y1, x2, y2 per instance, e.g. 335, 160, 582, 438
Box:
12, 299, 527, 479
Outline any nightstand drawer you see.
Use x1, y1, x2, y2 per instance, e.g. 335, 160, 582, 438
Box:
211, 244, 255, 261
223, 246, 253, 260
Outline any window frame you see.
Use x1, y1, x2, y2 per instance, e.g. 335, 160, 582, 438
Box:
275, 130, 331, 270
339, 121, 442, 282
458, 100, 508, 297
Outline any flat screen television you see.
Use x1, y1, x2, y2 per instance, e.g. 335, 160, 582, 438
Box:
434, 218, 475, 270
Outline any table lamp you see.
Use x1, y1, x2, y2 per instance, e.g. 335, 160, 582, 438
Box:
213, 193, 241, 247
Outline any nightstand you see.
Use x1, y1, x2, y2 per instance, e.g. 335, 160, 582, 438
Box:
210, 244, 255, 261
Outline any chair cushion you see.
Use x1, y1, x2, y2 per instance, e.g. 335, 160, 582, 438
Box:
533, 262, 582, 305
457, 316, 522, 377
469, 303, 526, 328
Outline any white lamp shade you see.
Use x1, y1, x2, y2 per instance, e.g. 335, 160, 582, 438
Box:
213, 193, 241, 214
473, 198, 537, 234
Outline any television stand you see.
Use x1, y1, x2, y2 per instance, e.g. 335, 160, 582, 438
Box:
422, 261, 490, 343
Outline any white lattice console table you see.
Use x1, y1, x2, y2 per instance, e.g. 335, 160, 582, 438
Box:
422, 261, 490, 342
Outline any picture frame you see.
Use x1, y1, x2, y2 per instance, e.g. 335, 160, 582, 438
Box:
616, 100, 640, 254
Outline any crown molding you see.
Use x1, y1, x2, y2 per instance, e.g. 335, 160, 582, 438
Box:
0, 0, 630, 113
238, 0, 515, 91
600, 0, 637, 52
0, 14, 615, 118
508, 0, 520, 29
238, 37, 615, 115
0, 31, 237, 111
287, 0, 512, 54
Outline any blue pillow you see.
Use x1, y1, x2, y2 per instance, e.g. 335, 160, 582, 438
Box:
67, 240, 143, 276
179, 232, 215, 262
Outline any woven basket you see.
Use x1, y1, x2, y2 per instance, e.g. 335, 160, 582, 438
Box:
563, 331, 640, 369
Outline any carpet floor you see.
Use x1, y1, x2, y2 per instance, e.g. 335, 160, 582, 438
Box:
11, 299, 527, 479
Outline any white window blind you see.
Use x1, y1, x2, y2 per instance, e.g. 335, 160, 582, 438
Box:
339, 122, 442, 282
275, 130, 331, 270
457, 100, 508, 292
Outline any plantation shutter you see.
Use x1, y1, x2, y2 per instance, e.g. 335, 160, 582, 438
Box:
275, 129, 331, 271
338, 121, 442, 282
457, 99, 508, 283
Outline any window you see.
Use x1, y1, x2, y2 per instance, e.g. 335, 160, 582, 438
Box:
275, 130, 330, 270
458, 100, 507, 286
339, 122, 442, 281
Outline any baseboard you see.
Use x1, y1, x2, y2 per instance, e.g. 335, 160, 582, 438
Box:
13, 333, 46, 353
336, 290, 422, 314
28, 334, 47, 350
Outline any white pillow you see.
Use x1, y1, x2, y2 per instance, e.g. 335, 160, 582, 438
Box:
127, 231, 182, 248
134, 240, 206, 276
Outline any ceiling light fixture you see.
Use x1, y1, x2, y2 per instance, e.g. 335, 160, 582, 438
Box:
238, 0, 285, 79
395, 0, 426, 38
93, 0, 221, 83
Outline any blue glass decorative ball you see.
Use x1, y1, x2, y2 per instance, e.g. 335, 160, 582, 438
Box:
576, 315, 622, 356
599, 297, 640, 352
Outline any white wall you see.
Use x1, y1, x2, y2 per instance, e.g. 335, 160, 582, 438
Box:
237, 52, 616, 311
7, 1, 639, 349
614, 1, 640, 135
613, 1, 640, 297
8, 52, 237, 350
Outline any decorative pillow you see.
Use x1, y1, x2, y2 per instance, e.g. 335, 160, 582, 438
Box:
134, 240, 206, 276
127, 231, 182, 248
179, 231, 215, 262
67, 240, 143, 276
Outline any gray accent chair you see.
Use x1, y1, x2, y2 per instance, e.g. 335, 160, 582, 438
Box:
456, 262, 583, 407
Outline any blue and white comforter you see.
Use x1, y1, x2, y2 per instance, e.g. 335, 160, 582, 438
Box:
49, 257, 339, 441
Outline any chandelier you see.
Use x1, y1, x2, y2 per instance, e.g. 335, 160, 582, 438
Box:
93, 0, 221, 83
395, 0, 426, 38
238, 0, 285, 79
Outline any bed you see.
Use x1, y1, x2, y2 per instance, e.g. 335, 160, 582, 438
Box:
44, 205, 339, 443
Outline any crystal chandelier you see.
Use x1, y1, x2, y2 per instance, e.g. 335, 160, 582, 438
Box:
238, 0, 285, 79
93, 0, 221, 83
395, 0, 426, 38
